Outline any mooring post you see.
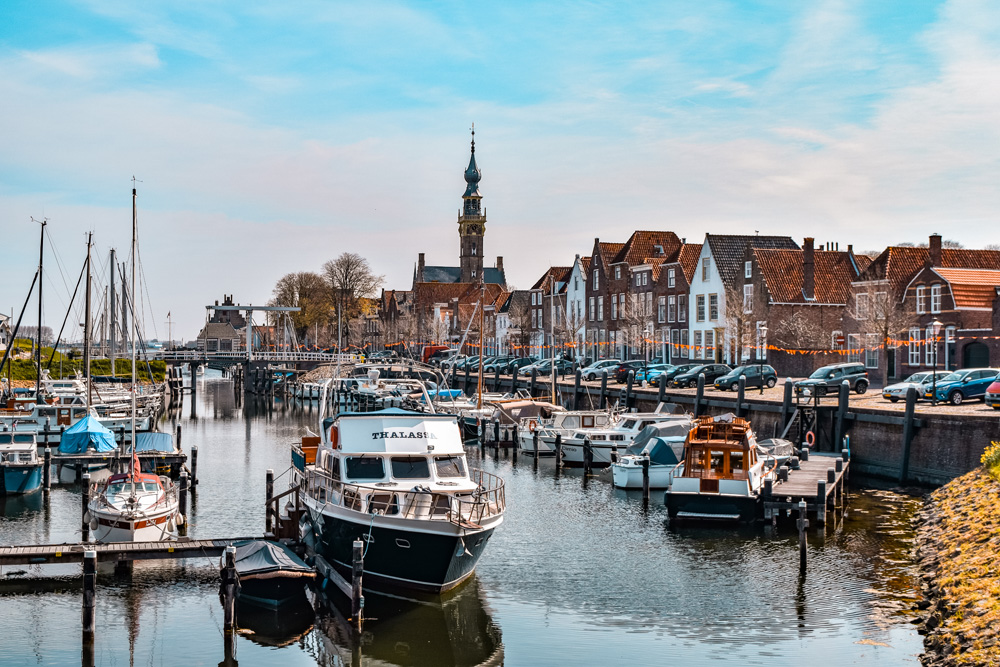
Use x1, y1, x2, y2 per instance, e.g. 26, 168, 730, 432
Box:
641, 456, 650, 504
834, 380, 850, 453
529, 367, 537, 398
351, 539, 364, 631
583, 437, 593, 475
797, 500, 808, 571
695, 373, 706, 417
779, 465, 788, 482
737, 376, 746, 418
43, 448, 51, 491
81, 473, 91, 542
495, 364, 501, 392
657, 375, 666, 406
222, 546, 237, 633
464, 363, 471, 394
573, 369, 582, 410
265, 468, 274, 535
190, 445, 199, 488
610, 444, 618, 464
816, 480, 827, 525
899, 387, 917, 484
625, 370, 635, 411
44, 417, 50, 447
82, 550, 97, 638
781, 379, 793, 431
175, 424, 182, 450
178, 471, 188, 537
494, 419, 500, 445
599, 371, 608, 409
554, 434, 563, 468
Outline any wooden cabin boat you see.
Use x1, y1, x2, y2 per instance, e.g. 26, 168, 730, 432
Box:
663, 414, 779, 522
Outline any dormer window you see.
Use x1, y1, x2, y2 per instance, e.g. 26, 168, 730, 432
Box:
615, 266, 621, 280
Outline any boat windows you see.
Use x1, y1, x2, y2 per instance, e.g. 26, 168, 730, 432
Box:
434, 456, 466, 478
622, 420, 636, 429
391, 456, 430, 479
582, 415, 596, 428
324, 454, 341, 480
345, 456, 386, 481
107, 483, 127, 496
368, 492, 399, 515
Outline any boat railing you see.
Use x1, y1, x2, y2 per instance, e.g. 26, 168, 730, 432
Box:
89, 480, 178, 513
303, 467, 505, 527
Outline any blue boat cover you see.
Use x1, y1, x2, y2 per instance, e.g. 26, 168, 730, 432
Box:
133, 432, 175, 453
58, 415, 117, 454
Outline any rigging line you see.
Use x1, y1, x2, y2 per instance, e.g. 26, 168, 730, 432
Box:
42, 226, 73, 299
133, 209, 160, 341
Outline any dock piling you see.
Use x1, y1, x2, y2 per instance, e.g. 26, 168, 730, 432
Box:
265, 469, 274, 534
583, 437, 593, 475
736, 376, 746, 418
554, 434, 563, 468
81, 473, 91, 542
610, 444, 618, 464
82, 550, 97, 637
190, 445, 199, 487
175, 424, 182, 450
695, 373, 705, 417
43, 448, 51, 491
599, 371, 608, 409
574, 369, 582, 410
221, 546, 237, 632
177, 471, 188, 537
351, 539, 364, 631
816, 481, 827, 525
797, 500, 808, 571
641, 456, 650, 504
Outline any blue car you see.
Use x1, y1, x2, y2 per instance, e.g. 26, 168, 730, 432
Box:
634, 364, 675, 384
925, 368, 1000, 405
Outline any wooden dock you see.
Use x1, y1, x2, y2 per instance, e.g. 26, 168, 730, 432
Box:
0, 536, 261, 566
763, 450, 850, 526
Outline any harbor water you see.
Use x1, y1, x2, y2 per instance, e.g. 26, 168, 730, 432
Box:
0, 374, 924, 666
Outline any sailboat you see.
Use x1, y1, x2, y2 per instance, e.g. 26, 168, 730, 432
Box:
88, 187, 181, 542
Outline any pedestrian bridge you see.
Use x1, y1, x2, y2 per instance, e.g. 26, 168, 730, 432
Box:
153, 350, 359, 364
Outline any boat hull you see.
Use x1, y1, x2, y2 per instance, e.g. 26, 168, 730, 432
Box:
517, 433, 556, 455
239, 576, 310, 608
559, 442, 617, 468
610, 462, 676, 489
91, 506, 178, 542
664, 491, 761, 523
0, 465, 43, 495
306, 503, 496, 594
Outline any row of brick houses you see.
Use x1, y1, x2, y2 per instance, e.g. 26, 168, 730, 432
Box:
374, 132, 1000, 385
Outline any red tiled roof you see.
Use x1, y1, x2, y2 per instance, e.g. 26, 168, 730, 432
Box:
858, 247, 1000, 291
531, 266, 572, 291
676, 243, 703, 283
579, 256, 592, 276
596, 242, 624, 269
755, 249, 863, 304
612, 231, 682, 266
932, 268, 1000, 309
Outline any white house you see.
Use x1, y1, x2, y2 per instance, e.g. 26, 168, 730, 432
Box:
566, 255, 589, 358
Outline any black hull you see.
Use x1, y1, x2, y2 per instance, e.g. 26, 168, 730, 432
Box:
664, 492, 761, 523
238, 576, 310, 608
308, 507, 495, 594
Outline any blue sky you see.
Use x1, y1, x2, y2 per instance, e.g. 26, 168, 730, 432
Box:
2, 0, 999, 339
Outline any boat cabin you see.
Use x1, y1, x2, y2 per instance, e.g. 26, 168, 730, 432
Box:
679, 416, 759, 494
0, 433, 38, 464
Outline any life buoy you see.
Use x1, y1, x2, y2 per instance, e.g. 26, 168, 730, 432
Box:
805, 430, 815, 447
329, 426, 340, 449
528, 420, 538, 433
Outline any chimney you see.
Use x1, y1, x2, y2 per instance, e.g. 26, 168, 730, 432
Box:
417, 253, 425, 282
803, 237, 815, 301
496, 256, 504, 273
929, 234, 942, 266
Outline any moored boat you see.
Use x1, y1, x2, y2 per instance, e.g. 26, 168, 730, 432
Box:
560, 407, 690, 468
517, 408, 613, 455
232, 540, 315, 608
610, 419, 691, 489
0, 432, 43, 495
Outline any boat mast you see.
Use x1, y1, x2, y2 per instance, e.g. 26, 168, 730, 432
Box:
84, 232, 93, 409
550, 273, 556, 404
130, 186, 138, 490
476, 277, 485, 410
34, 218, 46, 400
110, 248, 117, 377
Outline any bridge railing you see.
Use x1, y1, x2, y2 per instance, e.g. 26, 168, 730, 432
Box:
153, 350, 360, 363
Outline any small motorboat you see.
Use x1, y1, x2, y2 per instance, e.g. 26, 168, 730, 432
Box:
610, 419, 691, 489
0, 431, 43, 495
232, 540, 315, 608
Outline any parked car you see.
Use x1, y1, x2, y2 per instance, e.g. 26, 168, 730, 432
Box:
518, 358, 573, 377
882, 370, 950, 402
506, 357, 539, 374
483, 356, 516, 373
794, 362, 869, 396
614, 360, 647, 384
671, 363, 732, 389
580, 359, 621, 381
423, 345, 455, 365
925, 368, 1000, 405
367, 350, 396, 361
986, 378, 1000, 410
713, 365, 778, 391
634, 363, 674, 385
440, 354, 467, 371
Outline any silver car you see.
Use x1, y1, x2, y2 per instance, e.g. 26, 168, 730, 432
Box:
882, 370, 949, 402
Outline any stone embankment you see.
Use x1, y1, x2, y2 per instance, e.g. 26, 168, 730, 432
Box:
915, 468, 1000, 666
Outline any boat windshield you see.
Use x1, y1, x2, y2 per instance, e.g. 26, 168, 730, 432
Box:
434, 455, 466, 478
390, 456, 430, 479
345, 456, 385, 481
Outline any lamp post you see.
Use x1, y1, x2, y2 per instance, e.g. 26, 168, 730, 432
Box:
758, 324, 768, 394
930, 318, 943, 407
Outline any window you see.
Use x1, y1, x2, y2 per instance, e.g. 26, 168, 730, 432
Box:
930, 284, 942, 313
620, 293, 626, 316
615, 266, 621, 280
702, 257, 711, 282
756, 321, 767, 361
709, 294, 719, 321
743, 284, 753, 313
668, 296, 676, 322
679, 295, 687, 322
696, 295, 706, 322
745, 261, 752, 279
658, 296, 666, 323
642, 272, 649, 286
589, 297, 595, 321
593, 269, 599, 290
668, 269, 676, 288
856, 293, 868, 320
916, 286, 926, 314
681, 329, 689, 358
646, 292, 652, 316
574, 276, 579, 291
705, 330, 715, 361
671, 328, 680, 356
471, 243, 477, 256
531, 310, 537, 328
925, 325, 935, 366
873, 291, 887, 315
866, 334, 879, 369
598, 296, 604, 320
391, 456, 431, 479
635, 272, 640, 287
435, 456, 466, 478
471, 270, 476, 278
346, 457, 385, 481
847, 333, 861, 363
694, 330, 703, 359
908, 326, 921, 365
611, 296, 618, 320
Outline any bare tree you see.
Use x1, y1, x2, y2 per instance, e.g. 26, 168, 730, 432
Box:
723, 282, 756, 364
506, 298, 534, 357
269, 271, 331, 343
619, 294, 654, 359
322, 253, 384, 348
851, 286, 916, 380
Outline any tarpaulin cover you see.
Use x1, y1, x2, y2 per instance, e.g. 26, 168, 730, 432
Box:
233, 540, 312, 576
133, 432, 175, 453
58, 415, 116, 454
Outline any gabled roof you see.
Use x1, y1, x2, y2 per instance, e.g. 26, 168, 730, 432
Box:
498, 290, 531, 314
612, 231, 682, 266
931, 268, 1000, 309
421, 265, 506, 286
755, 249, 866, 304
706, 234, 799, 287
412, 282, 472, 307
595, 242, 625, 270
531, 267, 572, 292
578, 256, 592, 276
196, 322, 241, 339
676, 243, 703, 283
857, 247, 1000, 291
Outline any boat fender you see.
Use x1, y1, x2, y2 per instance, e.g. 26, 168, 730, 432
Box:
83, 510, 92, 524
528, 420, 537, 433
176, 513, 185, 526
805, 430, 815, 448
329, 426, 339, 449
89, 517, 98, 532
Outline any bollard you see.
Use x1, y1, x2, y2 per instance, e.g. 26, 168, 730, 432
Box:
43, 448, 51, 491
178, 471, 188, 537
532, 431, 539, 456
222, 546, 237, 632
827, 468, 836, 484
695, 373, 705, 417
899, 387, 917, 484
610, 445, 618, 464
835, 380, 850, 453
554, 434, 563, 468
190, 445, 199, 487
529, 367, 537, 398
779, 465, 788, 482
797, 500, 808, 571
82, 550, 97, 637
657, 374, 666, 405
81, 473, 92, 542
764, 478, 773, 497
836, 458, 844, 473
781, 379, 793, 432
44, 417, 51, 447
737, 376, 746, 418
175, 424, 182, 450
800, 447, 809, 462
641, 456, 650, 504
494, 420, 500, 445
583, 437, 593, 475
816, 481, 827, 525
574, 369, 582, 410
265, 469, 274, 534
352, 539, 364, 630
625, 371, 635, 411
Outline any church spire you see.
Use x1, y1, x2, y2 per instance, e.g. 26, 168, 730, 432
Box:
463, 124, 481, 198
458, 125, 485, 283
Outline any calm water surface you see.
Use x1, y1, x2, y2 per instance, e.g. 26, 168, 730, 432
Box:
0, 375, 924, 666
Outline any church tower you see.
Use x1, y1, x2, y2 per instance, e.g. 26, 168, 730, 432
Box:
458, 125, 486, 283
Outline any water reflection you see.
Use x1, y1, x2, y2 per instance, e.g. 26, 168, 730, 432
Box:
237, 594, 315, 648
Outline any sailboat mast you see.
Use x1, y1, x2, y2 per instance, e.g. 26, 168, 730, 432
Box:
84, 232, 93, 408
35, 219, 46, 399
130, 187, 138, 490
110, 248, 117, 377
476, 279, 485, 410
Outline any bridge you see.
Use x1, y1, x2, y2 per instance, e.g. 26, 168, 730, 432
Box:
153, 350, 359, 363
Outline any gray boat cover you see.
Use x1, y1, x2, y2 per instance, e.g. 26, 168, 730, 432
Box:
133, 432, 175, 453
58, 415, 116, 454
233, 540, 313, 576
756, 438, 795, 459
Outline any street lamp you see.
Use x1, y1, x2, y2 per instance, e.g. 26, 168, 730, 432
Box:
930, 318, 943, 407
758, 324, 768, 395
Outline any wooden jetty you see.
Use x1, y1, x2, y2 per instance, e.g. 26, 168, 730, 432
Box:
0, 536, 260, 566
763, 449, 850, 526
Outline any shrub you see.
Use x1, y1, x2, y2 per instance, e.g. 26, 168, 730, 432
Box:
982, 441, 1000, 478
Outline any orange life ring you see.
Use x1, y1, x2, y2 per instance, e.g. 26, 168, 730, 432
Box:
329, 426, 340, 449
805, 430, 815, 447
528, 420, 538, 433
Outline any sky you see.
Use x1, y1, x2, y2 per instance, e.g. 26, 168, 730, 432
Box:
2, 0, 1000, 340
